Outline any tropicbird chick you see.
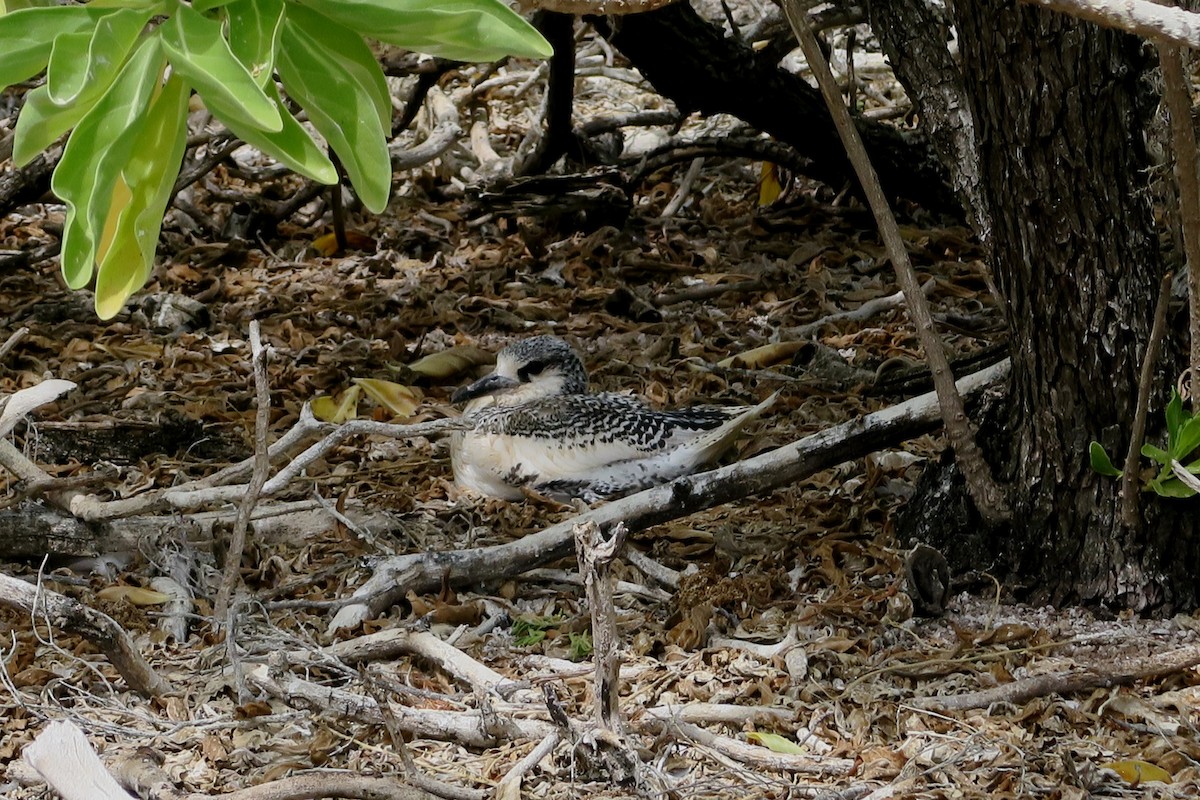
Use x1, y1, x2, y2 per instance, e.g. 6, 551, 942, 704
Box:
449, 336, 777, 501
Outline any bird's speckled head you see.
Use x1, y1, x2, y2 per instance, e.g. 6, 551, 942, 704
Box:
452, 336, 588, 406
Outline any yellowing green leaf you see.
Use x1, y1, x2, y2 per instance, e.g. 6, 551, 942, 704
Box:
353, 379, 423, 417
746, 732, 805, 754
758, 161, 783, 206
311, 385, 361, 423
1101, 759, 1172, 785
94, 73, 189, 319
52, 37, 163, 291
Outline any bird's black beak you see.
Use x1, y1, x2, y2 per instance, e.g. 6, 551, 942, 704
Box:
452, 373, 520, 404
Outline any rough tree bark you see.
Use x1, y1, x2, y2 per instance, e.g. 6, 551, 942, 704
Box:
899, 0, 1198, 611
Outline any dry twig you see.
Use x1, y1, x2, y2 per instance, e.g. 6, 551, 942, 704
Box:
781, 0, 1011, 523
216, 319, 272, 619
914, 644, 1200, 711
1122, 272, 1174, 526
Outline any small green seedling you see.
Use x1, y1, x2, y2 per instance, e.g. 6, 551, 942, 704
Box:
1090, 390, 1200, 497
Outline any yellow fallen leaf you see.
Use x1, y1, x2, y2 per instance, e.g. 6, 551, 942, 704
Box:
311, 230, 376, 256
407, 346, 494, 379
353, 379, 423, 418
718, 341, 807, 370
311, 385, 361, 423
1102, 759, 1171, 785
746, 732, 804, 754
97, 586, 172, 606
758, 161, 784, 206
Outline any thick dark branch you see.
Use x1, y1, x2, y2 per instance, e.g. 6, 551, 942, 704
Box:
591, 2, 957, 213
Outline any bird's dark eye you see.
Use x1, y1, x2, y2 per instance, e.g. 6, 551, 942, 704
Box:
518, 360, 547, 381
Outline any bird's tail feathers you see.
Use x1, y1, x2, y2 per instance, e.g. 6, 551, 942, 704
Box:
677, 390, 779, 467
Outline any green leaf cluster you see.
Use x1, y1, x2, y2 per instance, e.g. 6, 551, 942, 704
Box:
510, 614, 561, 647
1, 0, 551, 319
1090, 390, 1200, 497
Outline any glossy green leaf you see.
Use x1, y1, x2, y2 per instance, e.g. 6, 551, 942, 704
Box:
225, 0, 284, 88
278, 5, 391, 212
295, 0, 551, 61
94, 73, 189, 319
161, 3, 282, 132
0, 6, 99, 90
12, 84, 94, 166
1174, 413, 1200, 461
1150, 477, 1196, 498
52, 38, 162, 290
1088, 442, 1122, 477
193, 0, 237, 11
1166, 390, 1184, 455
200, 80, 337, 184
1141, 443, 1170, 464
86, 0, 166, 8
46, 8, 149, 106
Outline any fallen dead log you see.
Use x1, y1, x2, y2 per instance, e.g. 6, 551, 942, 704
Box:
330, 359, 1010, 631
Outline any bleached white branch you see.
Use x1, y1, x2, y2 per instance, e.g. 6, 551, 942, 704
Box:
1023, 0, 1200, 48
23, 720, 133, 800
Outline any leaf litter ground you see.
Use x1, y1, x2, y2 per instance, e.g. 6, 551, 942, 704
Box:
2, 40, 1199, 800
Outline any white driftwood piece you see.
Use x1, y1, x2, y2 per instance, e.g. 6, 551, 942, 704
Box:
22, 720, 130, 800
0, 378, 76, 438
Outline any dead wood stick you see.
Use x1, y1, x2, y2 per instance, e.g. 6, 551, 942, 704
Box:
637, 717, 854, 776
782, 0, 1011, 524
22, 720, 136, 800
363, 668, 485, 800
390, 87, 463, 171
660, 156, 705, 218
261, 416, 468, 496
654, 278, 765, 307
188, 774, 438, 800
216, 320, 272, 619
0, 325, 29, 361
494, 731, 561, 800
576, 520, 627, 733
109, 747, 185, 800
247, 663, 556, 747
777, 281, 934, 341
286, 627, 521, 699
0, 406, 328, 523
1160, 43, 1200, 409
0, 573, 172, 696
1121, 272, 1174, 526
330, 360, 1009, 631
915, 643, 1200, 712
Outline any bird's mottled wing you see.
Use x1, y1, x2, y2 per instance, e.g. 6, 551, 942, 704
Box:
467, 393, 739, 486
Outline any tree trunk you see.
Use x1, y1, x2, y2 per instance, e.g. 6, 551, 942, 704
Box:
904, 0, 1199, 611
